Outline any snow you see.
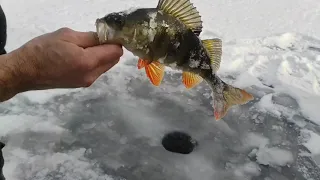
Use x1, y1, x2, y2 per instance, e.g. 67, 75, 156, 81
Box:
120, 7, 140, 15
21, 89, 81, 104
147, 12, 158, 42
1, 0, 320, 179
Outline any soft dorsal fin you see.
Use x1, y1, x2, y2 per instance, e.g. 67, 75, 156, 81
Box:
202, 39, 222, 72
156, 0, 203, 36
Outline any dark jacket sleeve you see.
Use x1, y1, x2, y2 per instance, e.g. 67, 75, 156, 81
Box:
0, 142, 4, 180
0, 5, 6, 180
0, 5, 7, 55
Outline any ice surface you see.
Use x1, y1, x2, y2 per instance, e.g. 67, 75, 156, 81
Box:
1, 0, 320, 179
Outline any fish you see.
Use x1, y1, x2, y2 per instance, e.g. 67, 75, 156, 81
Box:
95, 0, 254, 120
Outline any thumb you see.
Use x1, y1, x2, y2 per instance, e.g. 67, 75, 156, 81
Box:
72, 31, 100, 48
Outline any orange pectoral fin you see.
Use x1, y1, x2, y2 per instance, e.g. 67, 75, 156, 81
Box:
138, 58, 146, 69
138, 58, 154, 69
145, 61, 165, 86
182, 71, 203, 89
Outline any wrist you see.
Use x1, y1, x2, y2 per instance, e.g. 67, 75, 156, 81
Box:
0, 49, 30, 101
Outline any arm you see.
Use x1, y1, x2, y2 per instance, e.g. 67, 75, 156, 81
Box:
0, 49, 33, 101
0, 28, 123, 102
0, 51, 20, 102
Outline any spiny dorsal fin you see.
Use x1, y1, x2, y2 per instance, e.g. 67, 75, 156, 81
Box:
156, 0, 203, 36
202, 38, 222, 72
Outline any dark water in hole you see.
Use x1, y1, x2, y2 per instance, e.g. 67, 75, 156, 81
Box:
161, 131, 198, 154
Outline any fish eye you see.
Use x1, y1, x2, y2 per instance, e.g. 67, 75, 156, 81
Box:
104, 13, 125, 28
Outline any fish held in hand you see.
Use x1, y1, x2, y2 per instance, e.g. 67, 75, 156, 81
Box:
95, 0, 254, 120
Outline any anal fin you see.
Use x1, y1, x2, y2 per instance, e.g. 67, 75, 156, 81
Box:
202, 39, 222, 72
182, 71, 203, 89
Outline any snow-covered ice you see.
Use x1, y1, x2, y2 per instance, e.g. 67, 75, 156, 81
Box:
1, 0, 320, 179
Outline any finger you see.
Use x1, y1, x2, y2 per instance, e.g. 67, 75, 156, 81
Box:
56, 28, 100, 48
84, 59, 120, 87
84, 44, 123, 69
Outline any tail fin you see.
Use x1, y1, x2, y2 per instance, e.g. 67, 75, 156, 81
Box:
208, 77, 254, 120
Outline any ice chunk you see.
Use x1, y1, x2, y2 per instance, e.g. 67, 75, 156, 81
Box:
301, 129, 320, 156
256, 147, 294, 166
242, 162, 261, 176
244, 132, 270, 148
271, 93, 299, 110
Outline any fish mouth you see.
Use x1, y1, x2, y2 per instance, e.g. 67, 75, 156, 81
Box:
95, 18, 112, 44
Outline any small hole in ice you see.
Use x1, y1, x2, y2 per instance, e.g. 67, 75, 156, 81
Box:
161, 131, 198, 154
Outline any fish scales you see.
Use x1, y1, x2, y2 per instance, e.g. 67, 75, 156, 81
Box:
146, 10, 212, 74
123, 8, 212, 75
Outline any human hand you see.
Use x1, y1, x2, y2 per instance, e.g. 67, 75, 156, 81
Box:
0, 27, 123, 100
